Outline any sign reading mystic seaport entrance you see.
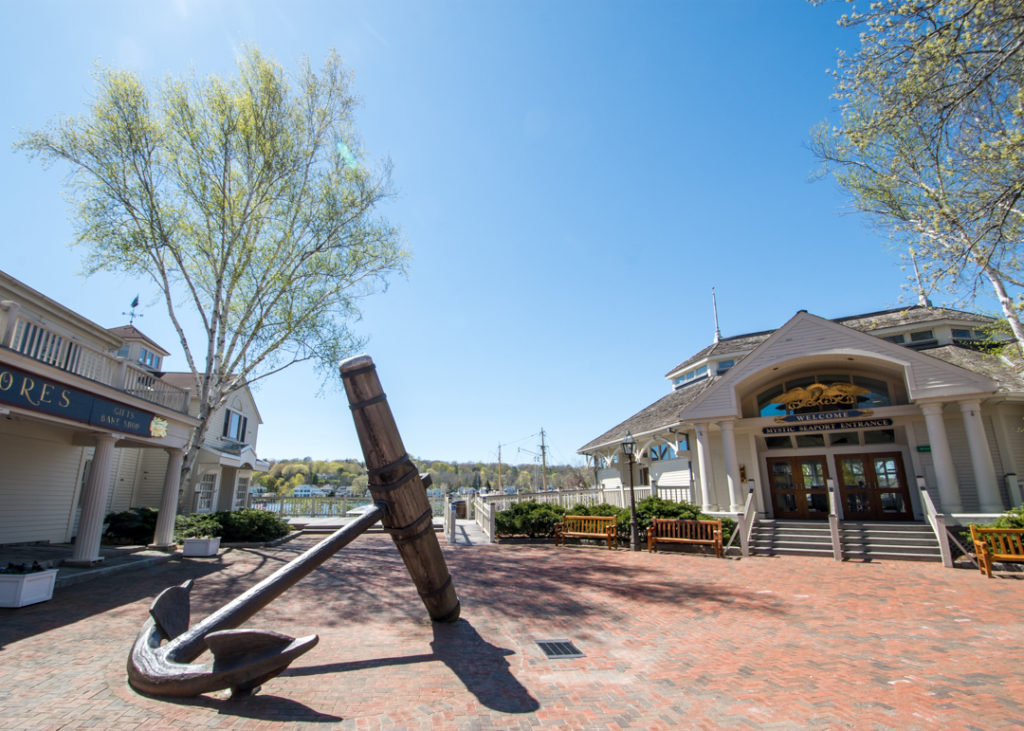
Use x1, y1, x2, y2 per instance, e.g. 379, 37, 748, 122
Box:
763, 409, 892, 435
0, 363, 168, 438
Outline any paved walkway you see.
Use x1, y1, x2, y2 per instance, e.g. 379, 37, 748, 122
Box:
1, 534, 1021, 729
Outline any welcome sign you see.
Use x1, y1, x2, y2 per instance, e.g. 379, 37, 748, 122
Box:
0, 363, 164, 438
763, 418, 893, 435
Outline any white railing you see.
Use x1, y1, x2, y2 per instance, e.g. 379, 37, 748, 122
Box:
827, 479, 843, 562
916, 476, 954, 568
725, 484, 758, 557
443, 496, 457, 544
1, 309, 189, 413
471, 495, 495, 543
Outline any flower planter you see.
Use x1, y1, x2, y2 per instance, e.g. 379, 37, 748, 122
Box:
182, 536, 221, 557
0, 568, 58, 607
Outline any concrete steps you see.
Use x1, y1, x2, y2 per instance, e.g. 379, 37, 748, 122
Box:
750, 519, 942, 562
750, 520, 833, 557
840, 521, 942, 562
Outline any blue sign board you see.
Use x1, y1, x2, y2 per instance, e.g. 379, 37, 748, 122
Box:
0, 363, 158, 438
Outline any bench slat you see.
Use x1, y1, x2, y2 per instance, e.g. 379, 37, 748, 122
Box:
554, 515, 619, 550
647, 518, 723, 558
970, 526, 1024, 578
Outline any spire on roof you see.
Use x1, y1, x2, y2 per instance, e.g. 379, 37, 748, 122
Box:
712, 287, 722, 343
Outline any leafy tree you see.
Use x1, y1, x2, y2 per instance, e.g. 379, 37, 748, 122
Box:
813, 0, 1024, 352
18, 48, 406, 486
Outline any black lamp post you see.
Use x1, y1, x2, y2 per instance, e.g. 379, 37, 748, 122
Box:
621, 431, 640, 551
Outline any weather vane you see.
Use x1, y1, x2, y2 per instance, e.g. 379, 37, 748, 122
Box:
123, 295, 143, 325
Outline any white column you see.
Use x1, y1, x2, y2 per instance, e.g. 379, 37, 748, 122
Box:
69, 434, 117, 565
959, 400, 1002, 512
695, 423, 714, 512
151, 448, 185, 549
720, 420, 742, 511
920, 402, 962, 513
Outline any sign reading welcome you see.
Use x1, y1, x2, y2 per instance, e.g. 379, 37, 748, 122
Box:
763, 418, 893, 435
0, 363, 165, 438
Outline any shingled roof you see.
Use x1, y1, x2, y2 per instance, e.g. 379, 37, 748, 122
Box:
582, 305, 1016, 455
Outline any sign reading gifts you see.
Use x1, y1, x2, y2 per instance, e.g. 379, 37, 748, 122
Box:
0, 364, 167, 438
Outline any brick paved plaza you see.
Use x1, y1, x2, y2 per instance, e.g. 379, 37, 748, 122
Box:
1, 534, 1021, 729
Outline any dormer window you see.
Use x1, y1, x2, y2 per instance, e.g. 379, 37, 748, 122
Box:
717, 359, 735, 374
223, 408, 248, 443
909, 330, 934, 342
138, 346, 161, 370
883, 334, 905, 344
673, 364, 711, 388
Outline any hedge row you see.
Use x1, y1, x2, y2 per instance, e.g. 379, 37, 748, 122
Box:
494, 497, 735, 546
103, 507, 292, 544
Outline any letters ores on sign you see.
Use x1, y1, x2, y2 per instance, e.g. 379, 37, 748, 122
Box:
0, 363, 166, 438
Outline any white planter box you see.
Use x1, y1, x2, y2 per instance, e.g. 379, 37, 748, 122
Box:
0, 568, 58, 607
182, 536, 221, 557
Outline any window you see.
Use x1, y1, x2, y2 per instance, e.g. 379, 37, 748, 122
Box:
195, 473, 217, 512
765, 436, 792, 449
233, 476, 250, 510
717, 359, 735, 373
649, 443, 676, 461
673, 363, 712, 389
222, 409, 248, 442
910, 330, 934, 342
883, 334, 905, 344
757, 374, 891, 417
138, 347, 160, 369
863, 429, 895, 444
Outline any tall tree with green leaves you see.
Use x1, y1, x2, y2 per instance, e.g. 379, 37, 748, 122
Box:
812, 0, 1024, 353
18, 48, 407, 481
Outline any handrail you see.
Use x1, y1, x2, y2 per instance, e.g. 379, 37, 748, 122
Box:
724, 485, 757, 557
827, 479, 843, 562
2, 312, 190, 413
917, 476, 954, 568
471, 496, 495, 543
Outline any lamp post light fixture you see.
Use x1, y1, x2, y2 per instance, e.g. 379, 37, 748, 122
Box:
621, 431, 640, 552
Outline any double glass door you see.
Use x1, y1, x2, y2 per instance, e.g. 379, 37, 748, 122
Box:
836, 452, 912, 520
767, 456, 830, 520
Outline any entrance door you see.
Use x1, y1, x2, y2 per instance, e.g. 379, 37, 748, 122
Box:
767, 456, 830, 520
835, 452, 913, 520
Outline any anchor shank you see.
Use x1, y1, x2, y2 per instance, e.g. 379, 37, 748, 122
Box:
340, 354, 461, 623
167, 504, 384, 662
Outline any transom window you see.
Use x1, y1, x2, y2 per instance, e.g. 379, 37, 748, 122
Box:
757, 374, 891, 417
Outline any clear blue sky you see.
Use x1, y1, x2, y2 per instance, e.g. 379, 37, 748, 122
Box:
0, 1, 956, 465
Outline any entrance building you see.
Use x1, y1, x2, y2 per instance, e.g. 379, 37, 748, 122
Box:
580, 306, 1024, 533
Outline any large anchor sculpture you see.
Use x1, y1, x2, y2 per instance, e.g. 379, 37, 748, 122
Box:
127, 355, 461, 698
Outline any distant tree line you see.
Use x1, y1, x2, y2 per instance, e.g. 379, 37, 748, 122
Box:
254, 457, 591, 497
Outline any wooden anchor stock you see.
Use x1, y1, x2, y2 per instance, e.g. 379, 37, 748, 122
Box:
126, 354, 459, 698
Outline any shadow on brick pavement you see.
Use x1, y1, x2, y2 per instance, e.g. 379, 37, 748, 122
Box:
1, 533, 1023, 729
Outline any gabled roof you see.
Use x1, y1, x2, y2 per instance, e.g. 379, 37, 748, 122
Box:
664, 305, 997, 379
107, 324, 170, 356
580, 307, 1019, 455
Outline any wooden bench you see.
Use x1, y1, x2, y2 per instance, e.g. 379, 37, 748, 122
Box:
554, 515, 618, 550
971, 525, 1024, 578
647, 518, 723, 557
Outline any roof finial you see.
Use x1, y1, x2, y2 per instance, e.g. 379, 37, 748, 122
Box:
910, 248, 932, 307
712, 287, 722, 343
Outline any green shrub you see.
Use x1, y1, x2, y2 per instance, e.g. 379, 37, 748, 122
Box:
494, 500, 566, 538
174, 514, 223, 540
219, 509, 292, 542
104, 507, 159, 544
173, 509, 292, 542
991, 504, 1024, 529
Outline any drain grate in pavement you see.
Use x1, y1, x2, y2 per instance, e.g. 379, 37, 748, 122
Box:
535, 639, 584, 659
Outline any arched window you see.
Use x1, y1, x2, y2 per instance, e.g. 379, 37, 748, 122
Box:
757, 375, 890, 417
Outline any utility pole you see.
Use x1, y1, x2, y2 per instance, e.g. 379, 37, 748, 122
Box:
539, 428, 548, 491
496, 444, 502, 493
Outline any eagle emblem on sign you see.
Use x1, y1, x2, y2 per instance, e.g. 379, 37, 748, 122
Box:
770, 382, 870, 411
149, 417, 169, 438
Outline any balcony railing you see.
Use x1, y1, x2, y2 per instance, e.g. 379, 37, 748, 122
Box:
0, 304, 190, 414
